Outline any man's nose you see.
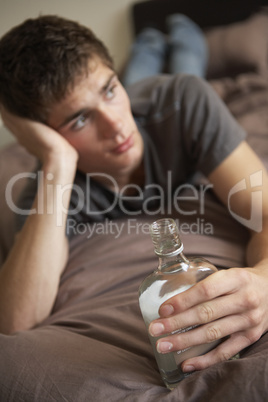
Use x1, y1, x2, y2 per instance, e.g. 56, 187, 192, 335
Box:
98, 107, 123, 138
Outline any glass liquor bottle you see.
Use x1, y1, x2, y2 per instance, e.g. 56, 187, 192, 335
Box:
139, 218, 221, 390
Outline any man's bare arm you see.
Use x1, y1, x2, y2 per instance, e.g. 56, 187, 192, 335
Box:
149, 141, 268, 372
0, 110, 78, 334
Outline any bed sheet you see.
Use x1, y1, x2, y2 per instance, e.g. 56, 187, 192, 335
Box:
0, 70, 267, 401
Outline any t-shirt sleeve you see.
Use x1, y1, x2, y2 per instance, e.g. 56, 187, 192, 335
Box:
130, 74, 246, 181
178, 75, 246, 176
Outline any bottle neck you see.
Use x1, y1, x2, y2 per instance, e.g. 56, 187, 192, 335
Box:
157, 249, 189, 272
150, 218, 187, 272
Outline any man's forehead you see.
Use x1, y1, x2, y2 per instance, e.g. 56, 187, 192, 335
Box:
48, 63, 116, 128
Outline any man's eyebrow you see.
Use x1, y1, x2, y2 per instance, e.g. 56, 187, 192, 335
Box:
57, 108, 88, 129
57, 72, 117, 129
101, 72, 117, 93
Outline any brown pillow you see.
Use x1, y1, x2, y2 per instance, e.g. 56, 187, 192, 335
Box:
205, 11, 268, 79
0, 143, 36, 265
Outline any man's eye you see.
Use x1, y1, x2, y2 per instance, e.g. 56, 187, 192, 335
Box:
72, 114, 88, 130
106, 84, 117, 100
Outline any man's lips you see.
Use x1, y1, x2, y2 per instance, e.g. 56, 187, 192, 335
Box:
113, 134, 134, 154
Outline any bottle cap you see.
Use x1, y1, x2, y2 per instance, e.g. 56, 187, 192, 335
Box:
150, 218, 183, 257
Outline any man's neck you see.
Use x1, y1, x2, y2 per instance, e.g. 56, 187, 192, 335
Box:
101, 159, 145, 195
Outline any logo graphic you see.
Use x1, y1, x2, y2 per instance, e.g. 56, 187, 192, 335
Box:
228, 170, 263, 232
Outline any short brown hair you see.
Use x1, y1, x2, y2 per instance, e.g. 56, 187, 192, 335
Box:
0, 15, 114, 122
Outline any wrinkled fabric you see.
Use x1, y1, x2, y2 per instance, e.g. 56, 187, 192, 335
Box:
0, 72, 267, 401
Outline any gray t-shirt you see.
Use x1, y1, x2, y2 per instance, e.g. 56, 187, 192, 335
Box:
17, 74, 246, 235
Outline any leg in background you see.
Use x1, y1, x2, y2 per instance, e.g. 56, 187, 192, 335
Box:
121, 27, 167, 87
167, 14, 208, 77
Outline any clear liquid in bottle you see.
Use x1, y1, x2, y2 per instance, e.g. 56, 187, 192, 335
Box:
139, 218, 221, 390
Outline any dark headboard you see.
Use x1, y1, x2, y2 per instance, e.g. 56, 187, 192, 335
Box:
132, 0, 268, 35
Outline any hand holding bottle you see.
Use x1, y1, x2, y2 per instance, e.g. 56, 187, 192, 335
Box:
139, 218, 222, 389
149, 258, 268, 375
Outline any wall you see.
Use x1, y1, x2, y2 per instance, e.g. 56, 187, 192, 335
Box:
0, 0, 138, 148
